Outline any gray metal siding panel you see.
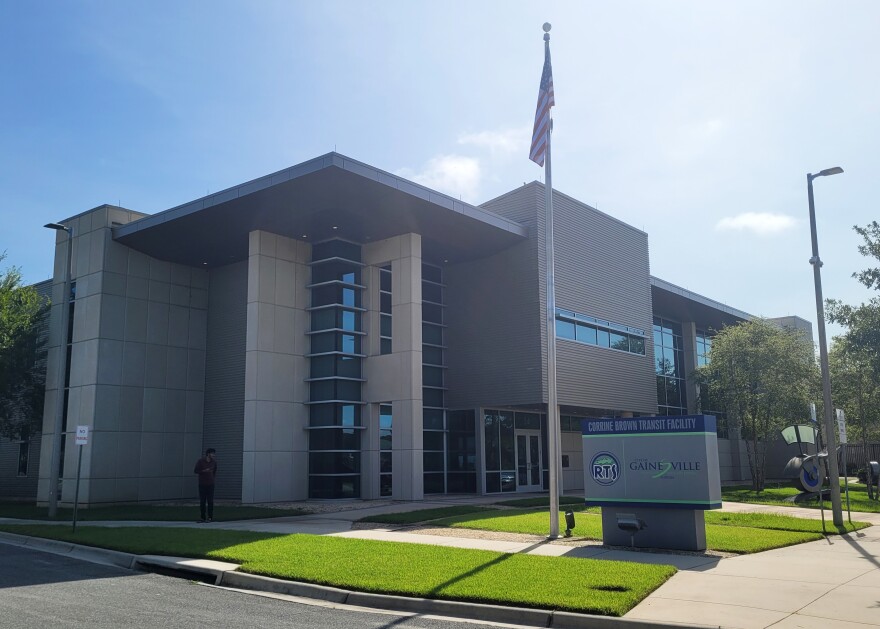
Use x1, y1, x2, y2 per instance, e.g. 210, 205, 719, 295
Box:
476, 184, 657, 413
546, 189, 657, 412
447, 186, 544, 409
203, 261, 247, 500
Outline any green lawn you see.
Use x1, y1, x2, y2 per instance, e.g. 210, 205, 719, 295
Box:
0, 525, 675, 617
359, 505, 498, 525
493, 496, 588, 508
0, 502, 308, 522
722, 482, 880, 514
431, 508, 867, 553
437, 508, 602, 537
705, 510, 869, 534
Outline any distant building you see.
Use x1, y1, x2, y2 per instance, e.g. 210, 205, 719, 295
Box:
1, 153, 812, 505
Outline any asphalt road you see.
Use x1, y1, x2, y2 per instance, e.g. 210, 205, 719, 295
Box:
0, 543, 518, 629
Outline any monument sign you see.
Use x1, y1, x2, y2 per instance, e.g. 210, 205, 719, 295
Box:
582, 414, 721, 550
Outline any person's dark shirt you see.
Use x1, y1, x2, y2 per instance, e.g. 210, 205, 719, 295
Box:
194, 457, 217, 486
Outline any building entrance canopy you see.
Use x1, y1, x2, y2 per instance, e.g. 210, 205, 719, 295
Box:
113, 153, 526, 268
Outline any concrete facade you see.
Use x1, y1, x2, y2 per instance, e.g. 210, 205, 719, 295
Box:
242, 231, 311, 503
362, 234, 425, 500
37, 205, 208, 505
8, 153, 812, 506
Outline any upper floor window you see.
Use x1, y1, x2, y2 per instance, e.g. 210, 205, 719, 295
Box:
555, 308, 646, 356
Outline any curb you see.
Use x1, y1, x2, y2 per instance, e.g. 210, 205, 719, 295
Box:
0, 531, 137, 570
0, 533, 710, 629
219, 570, 710, 629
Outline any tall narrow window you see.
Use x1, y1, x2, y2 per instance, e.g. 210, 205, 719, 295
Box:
379, 265, 392, 355
653, 316, 687, 416
695, 329, 727, 438
60, 280, 76, 476
17, 441, 29, 476
379, 404, 392, 496
422, 263, 447, 494
307, 241, 365, 499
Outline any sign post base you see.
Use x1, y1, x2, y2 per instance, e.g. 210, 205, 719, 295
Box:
600, 506, 706, 551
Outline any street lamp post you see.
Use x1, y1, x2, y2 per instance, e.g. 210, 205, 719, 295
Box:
806, 167, 844, 528
44, 222, 73, 518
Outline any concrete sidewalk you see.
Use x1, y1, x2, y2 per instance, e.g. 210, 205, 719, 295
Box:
627, 505, 880, 628
2, 500, 879, 628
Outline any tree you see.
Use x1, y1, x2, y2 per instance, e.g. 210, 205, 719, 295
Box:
827, 221, 880, 373
852, 221, 880, 292
826, 221, 880, 496
694, 319, 817, 491
0, 256, 47, 440
829, 340, 880, 498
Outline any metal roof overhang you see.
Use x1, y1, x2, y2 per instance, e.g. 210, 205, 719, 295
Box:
113, 153, 528, 267
651, 276, 752, 332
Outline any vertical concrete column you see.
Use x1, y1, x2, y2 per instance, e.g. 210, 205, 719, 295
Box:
243, 231, 310, 503
475, 407, 486, 495
680, 321, 699, 415
360, 402, 380, 499
363, 233, 423, 501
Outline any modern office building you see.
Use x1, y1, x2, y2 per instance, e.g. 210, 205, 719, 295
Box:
1, 153, 811, 505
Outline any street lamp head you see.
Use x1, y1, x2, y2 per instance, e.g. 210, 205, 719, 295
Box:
818, 167, 843, 177
809, 167, 844, 181
44, 222, 70, 232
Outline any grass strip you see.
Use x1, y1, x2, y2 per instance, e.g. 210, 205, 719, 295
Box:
0, 525, 675, 617
437, 509, 603, 538
704, 526, 821, 553
433, 509, 862, 553
358, 505, 498, 524
722, 482, 880, 514
704, 511, 868, 534
0, 503, 308, 522
494, 496, 587, 508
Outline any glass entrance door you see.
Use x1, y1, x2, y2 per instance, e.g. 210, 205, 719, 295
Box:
515, 430, 542, 492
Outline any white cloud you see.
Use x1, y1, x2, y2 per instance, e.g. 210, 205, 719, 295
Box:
715, 212, 797, 236
396, 155, 482, 202
457, 126, 530, 157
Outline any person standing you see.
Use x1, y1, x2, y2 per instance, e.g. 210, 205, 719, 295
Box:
193, 448, 217, 522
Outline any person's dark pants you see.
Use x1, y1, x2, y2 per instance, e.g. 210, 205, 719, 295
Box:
198, 484, 215, 520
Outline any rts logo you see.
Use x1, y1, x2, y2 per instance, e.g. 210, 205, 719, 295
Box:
590, 452, 620, 486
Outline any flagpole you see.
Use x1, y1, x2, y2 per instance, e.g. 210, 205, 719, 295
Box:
542, 22, 561, 539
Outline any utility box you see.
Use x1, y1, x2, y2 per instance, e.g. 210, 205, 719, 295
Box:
582, 415, 722, 551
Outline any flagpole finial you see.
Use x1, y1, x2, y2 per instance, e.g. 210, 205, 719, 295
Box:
543, 22, 551, 41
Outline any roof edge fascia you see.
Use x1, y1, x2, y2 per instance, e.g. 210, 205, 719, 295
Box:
114, 152, 527, 239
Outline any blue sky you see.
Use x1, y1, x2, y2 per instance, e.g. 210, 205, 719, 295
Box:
2, 1, 878, 337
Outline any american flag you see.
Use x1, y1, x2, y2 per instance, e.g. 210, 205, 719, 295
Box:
529, 42, 555, 166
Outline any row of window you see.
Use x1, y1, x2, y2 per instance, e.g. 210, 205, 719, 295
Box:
423, 263, 447, 494
555, 309, 647, 355
308, 243, 365, 499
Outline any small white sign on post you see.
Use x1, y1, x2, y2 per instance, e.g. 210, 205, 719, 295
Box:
75, 425, 89, 446
836, 409, 847, 445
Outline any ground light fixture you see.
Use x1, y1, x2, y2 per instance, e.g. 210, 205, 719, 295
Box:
43, 222, 73, 518
563, 510, 576, 537
616, 513, 647, 548
806, 166, 844, 528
